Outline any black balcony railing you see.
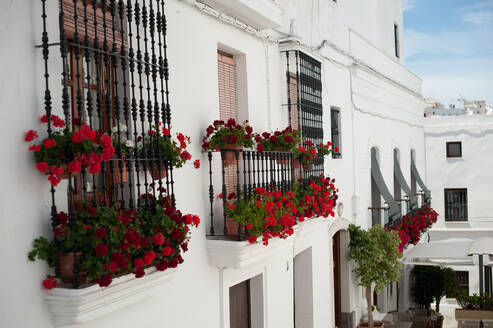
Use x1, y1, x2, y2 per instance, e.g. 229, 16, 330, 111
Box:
207, 150, 301, 240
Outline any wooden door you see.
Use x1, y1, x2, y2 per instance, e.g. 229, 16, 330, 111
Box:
333, 231, 342, 328
230, 280, 251, 328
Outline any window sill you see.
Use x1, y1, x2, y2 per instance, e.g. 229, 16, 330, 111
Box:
206, 217, 326, 269
44, 267, 177, 327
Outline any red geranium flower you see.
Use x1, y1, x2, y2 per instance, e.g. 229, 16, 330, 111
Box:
144, 250, 156, 265
36, 162, 49, 173
162, 246, 174, 257
25, 130, 38, 142
193, 159, 200, 169
152, 233, 165, 246
95, 227, 108, 240
42, 277, 59, 290
96, 273, 112, 287
248, 235, 257, 243
96, 243, 109, 256
72, 131, 84, 143
29, 144, 41, 152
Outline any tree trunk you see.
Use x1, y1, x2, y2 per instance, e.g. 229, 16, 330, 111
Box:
436, 299, 440, 314
366, 287, 374, 328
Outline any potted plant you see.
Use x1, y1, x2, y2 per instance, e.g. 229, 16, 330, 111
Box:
224, 187, 297, 245
138, 124, 196, 179
294, 142, 317, 170
255, 127, 301, 164
292, 175, 338, 220
389, 206, 438, 252
456, 293, 493, 321
25, 115, 115, 186
28, 192, 200, 288
111, 123, 135, 183
201, 119, 254, 166
411, 266, 457, 328
349, 224, 402, 328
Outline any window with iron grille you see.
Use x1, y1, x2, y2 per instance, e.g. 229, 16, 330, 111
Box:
446, 141, 462, 158
39, 0, 174, 287
444, 188, 468, 221
330, 108, 341, 158
284, 50, 323, 178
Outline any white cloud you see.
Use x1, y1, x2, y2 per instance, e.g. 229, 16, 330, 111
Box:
402, 0, 416, 11
463, 10, 493, 25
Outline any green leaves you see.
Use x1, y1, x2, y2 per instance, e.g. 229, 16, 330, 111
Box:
348, 224, 402, 292
412, 265, 459, 312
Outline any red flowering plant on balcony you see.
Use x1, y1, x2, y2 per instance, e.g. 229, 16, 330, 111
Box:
293, 175, 339, 221
137, 123, 196, 169
28, 191, 200, 288
224, 187, 297, 246
25, 115, 115, 187
201, 118, 254, 151
388, 206, 438, 252
254, 126, 301, 153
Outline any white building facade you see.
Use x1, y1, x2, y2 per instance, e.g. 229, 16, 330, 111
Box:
0, 0, 429, 327
422, 114, 493, 326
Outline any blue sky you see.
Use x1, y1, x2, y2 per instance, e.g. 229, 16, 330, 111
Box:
403, 0, 493, 104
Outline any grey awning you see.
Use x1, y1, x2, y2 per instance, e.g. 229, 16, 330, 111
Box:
371, 152, 401, 220
411, 158, 431, 200
394, 152, 411, 197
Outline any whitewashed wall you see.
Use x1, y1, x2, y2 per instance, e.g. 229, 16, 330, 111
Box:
0, 0, 428, 327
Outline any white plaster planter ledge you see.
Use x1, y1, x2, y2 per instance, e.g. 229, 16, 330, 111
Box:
206, 217, 328, 269
44, 267, 176, 327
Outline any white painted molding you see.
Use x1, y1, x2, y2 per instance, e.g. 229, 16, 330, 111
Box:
206, 235, 294, 269
199, 0, 282, 30
206, 218, 330, 268
44, 267, 177, 327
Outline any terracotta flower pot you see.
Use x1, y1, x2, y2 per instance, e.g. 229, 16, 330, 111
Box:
357, 321, 385, 328
59, 252, 88, 284
294, 159, 312, 170
303, 163, 313, 170
218, 145, 242, 166
148, 164, 167, 180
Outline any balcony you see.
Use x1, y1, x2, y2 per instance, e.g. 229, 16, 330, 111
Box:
204, 149, 337, 268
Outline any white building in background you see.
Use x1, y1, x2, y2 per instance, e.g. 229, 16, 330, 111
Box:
418, 114, 493, 326
0, 0, 429, 327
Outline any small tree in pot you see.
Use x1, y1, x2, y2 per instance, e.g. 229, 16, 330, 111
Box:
349, 224, 402, 328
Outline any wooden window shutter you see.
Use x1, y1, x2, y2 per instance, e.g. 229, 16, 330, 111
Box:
217, 51, 238, 121
288, 74, 299, 130
217, 51, 239, 234
60, 0, 126, 48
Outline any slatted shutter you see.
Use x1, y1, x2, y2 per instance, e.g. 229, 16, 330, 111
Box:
288, 75, 299, 130
60, 0, 126, 48
217, 51, 239, 234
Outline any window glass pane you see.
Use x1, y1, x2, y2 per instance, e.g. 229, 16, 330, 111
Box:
447, 142, 461, 157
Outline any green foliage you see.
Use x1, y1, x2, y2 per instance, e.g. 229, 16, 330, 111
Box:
28, 236, 58, 267
348, 224, 402, 292
138, 128, 192, 168
412, 265, 458, 312
457, 292, 493, 311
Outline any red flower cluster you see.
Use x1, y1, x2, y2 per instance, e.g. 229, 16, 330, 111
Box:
48, 194, 200, 288
202, 119, 254, 151
255, 126, 301, 153
295, 176, 338, 220
389, 206, 438, 252
225, 175, 338, 246
42, 277, 59, 290
26, 117, 114, 186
